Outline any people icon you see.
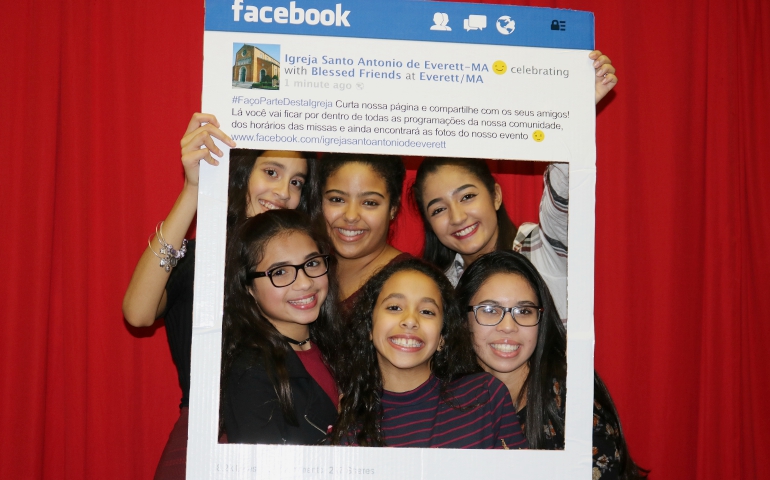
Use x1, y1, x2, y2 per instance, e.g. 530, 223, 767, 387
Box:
430, 12, 451, 31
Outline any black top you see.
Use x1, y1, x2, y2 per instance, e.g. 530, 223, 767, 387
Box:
223, 348, 338, 445
163, 239, 196, 408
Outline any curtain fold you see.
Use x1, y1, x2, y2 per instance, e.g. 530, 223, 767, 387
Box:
1, 0, 767, 478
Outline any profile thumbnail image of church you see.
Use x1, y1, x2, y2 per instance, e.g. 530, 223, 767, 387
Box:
232, 44, 280, 90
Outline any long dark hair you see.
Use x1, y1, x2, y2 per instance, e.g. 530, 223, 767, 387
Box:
220, 209, 341, 431
456, 250, 647, 478
411, 158, 517, 271
330, 258, 480, 446
310, 153, 405, 225
226, 149, 316, 232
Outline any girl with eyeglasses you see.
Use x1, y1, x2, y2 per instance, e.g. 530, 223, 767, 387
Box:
122, 114, 316, 478
456, 250, 647, 479
220, 209, 341, 444
330, 258, 527, 449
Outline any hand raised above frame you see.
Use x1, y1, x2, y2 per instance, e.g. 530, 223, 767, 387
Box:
589, 50, 618, 105
180, 112, 237, 187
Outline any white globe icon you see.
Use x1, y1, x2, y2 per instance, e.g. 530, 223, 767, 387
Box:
496, 16, 515, 35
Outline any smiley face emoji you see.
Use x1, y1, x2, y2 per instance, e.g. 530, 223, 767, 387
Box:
532, 130, 545, 142
492, 60, 507, 75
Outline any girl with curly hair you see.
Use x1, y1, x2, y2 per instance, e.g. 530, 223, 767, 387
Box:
330, 258, 527, 449
220, 209, 341, 445
312, 153, 413, 309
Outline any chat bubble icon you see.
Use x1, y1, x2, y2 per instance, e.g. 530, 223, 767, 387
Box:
463, 15, 487, 31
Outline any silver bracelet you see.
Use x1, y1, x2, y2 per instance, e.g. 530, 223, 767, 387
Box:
148, 221, 188, 272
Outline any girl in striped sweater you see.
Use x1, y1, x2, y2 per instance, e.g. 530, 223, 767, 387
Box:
330, 258, 527, 449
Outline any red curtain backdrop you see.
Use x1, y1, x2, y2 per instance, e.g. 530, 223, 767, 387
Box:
1, 0, 768, 478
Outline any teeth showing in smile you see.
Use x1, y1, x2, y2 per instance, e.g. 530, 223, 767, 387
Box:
490, 343, 520, 353
289, 295, 315, 306
259, 199, 281, 210
453, 223, 478, 237
390, 337, 424, 348
338, 228, 365, 237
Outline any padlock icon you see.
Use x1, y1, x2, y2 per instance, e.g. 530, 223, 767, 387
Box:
551, 19, 560, 30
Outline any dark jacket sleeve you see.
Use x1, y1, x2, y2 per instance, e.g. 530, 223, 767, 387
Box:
225, 360, 289, 444
224, 350, 338, 445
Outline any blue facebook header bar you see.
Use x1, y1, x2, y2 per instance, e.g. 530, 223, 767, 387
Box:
206, 0, 594, 50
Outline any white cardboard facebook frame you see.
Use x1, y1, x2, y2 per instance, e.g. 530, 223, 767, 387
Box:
190, 1, 596, 478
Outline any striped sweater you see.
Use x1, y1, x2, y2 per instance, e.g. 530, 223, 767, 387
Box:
377, 373, 528, 449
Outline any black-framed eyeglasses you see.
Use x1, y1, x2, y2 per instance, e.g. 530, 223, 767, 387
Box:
247, 255, 330, 288
467, 304, 544, 327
